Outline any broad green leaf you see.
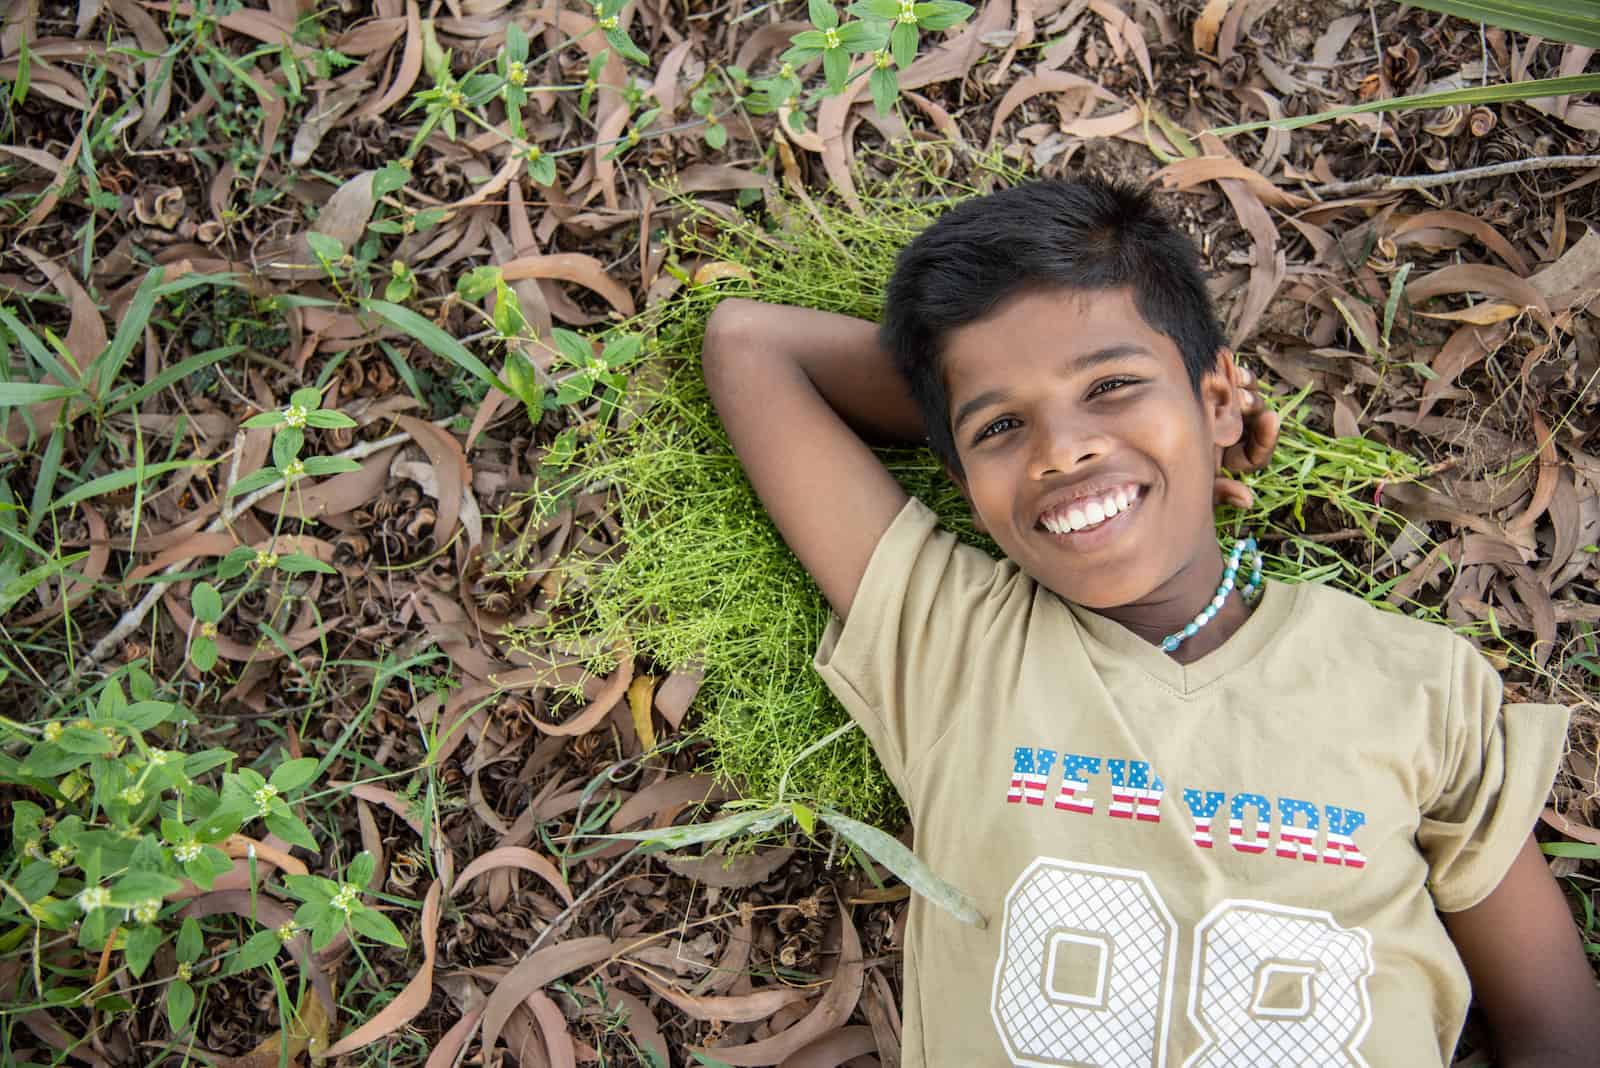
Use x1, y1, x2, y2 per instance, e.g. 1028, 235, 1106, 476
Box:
360, 299, 508, 394
266, 811, 318, 851
301, 456, 361, 477
166, 980, 195, 1034
849, 0, 900, 18
595, 805, 789, 849
273, 426, 304, 469
817, 808, 986, 927
227, 928, 282, 974
808, 0, 839, 28
0, 382, 79, 406
914, 0, 972, 30
192, 582, 222, 623
123, 923, 162, 979
838, 18, 888, 51
528, 152, 557, 186
226, 468, 281, 498
189, 637, 219, 672
890, 18, 917, 67
56, 726, 114, 755
373, 161, 411, 197
604, 27, 648, 64
1208, 73, 1600, 135
790, 802, 816, 836
306, 232, 345, 263
183, 846, 233, 890
822, 45, 849, 91
349, 905, 407, 947
457, 265, 502, 302
275, 552, 336, 574
551, 328, 593, 367
1542, 841, 1600, 859
705, 122, 728, 150
1408, 0, 1600, 48
120, 701, 175, 730
345, 851, 376, 889
304, 409, 357, 429
290, 387, 323, 409
600, 333, 643, 369
177, 917, 203, 962
111, 344, 244, 414
16, 861, 58, 901
870, 64, 897, 115
109, 870, 181, 904
493, 279, 528, 338
241, 411, 286, 428
269, 757, 319, 793
217, 547, 257, 579
507, 21, 529, 61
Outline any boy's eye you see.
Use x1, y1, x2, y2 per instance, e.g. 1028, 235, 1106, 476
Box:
1087, 376, 1138, 399
975, 416, 1020, 443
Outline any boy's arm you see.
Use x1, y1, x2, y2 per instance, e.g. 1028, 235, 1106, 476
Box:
1441, 833, 1600, 1066
700, 298, 914, 620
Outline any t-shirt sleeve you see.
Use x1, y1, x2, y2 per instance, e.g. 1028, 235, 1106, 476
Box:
813, 497, 1024, 796
1417, 636, 1570, 912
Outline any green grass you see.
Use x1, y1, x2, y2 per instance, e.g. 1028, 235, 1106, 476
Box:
502, 150, 1445, 824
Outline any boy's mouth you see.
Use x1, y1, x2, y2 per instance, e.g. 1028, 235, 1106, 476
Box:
1037, 483, 1142, 536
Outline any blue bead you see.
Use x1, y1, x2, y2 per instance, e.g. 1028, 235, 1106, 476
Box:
1162, 637, 1180, 652
1183, 623, 1199, 637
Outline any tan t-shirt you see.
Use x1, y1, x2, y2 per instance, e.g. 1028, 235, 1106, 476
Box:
815, 499, 1568, 1068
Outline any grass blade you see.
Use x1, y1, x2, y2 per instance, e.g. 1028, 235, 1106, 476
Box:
359, 299, 509, 394
0, 307, 82, 388
1208, 74, 1600, 136
0, 383, 80, 405
817, 807, 987, 927
96, 267, 164, 399
48, 460, 209, 516
111, 345, 245, 414
1407, 1, 1600, 48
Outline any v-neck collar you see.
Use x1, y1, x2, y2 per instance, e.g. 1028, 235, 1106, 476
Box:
1063, 579, 1299, 694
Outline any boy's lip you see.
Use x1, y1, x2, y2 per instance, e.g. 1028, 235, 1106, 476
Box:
1032, 478, 1145, 529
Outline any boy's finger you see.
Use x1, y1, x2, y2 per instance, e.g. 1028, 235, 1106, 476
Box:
1244, 410, 1280, 467
1212, 477, 1254, 510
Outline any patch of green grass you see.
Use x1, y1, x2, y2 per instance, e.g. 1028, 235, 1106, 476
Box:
504, 149, 1455, 824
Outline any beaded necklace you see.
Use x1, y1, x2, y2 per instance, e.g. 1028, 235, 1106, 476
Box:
1160, 537, 1263, 655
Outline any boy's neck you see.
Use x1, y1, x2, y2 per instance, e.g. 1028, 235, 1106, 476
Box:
1087, 544, 1255, 664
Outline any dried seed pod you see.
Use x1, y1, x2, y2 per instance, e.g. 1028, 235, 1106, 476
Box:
1468, 106, 1496, 137
1366, 235, 1400, 274
1421, 105, 1466, 138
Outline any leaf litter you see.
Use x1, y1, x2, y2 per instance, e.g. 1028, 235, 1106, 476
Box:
1, 0, 1599, 1065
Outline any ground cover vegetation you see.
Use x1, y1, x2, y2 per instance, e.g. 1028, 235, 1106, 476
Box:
0, 0, 1598, 1063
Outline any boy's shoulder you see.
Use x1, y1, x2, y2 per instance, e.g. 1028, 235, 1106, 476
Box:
1285, 577, 1474, 668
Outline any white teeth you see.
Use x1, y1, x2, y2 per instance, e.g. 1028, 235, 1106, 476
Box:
1084, 500, 1106, 525
1116, 489, 1130, 509
1041, 485, 1140, 535
1066, 507, 1087, 530
1044, 514, 1063, 534
1101, 497, 1119, 518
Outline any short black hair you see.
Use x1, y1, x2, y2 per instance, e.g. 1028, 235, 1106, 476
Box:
880, 176, 1225, 476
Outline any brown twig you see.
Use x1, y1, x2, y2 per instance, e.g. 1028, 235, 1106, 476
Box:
1311, 155, 1600, 201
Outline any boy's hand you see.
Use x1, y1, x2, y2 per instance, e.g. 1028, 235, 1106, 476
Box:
1213, 367, 1279, 510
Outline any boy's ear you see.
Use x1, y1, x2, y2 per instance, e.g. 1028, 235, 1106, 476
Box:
941, 459, 989, 536
1203, 347, 1245, 465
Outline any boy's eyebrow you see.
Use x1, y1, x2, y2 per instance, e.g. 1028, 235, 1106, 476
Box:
950, 343, 1152, 432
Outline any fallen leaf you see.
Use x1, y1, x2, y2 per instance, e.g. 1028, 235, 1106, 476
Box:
480, 936, 621, 1056
779, 1025, 879, 1068
452, 846, 575, 906
661, 847, 796, 889
500, 252, 637, 318
627, 675, 659, 751
1192, 0, 1232, 55
639, 976, 812, 1023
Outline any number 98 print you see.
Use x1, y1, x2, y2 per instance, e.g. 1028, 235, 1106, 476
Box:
990, 859, 1375, 1067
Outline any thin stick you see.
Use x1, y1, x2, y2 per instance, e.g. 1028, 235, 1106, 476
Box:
1311, 155, 1600, 201
85, 429, 414, 665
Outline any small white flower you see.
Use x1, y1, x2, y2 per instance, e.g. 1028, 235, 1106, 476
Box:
119, 786, 145, 806
175, 842, 203, 863
282, 459, 306, 480
48, 846, 75, 869
255, 549, 279, 569
330, 884, 359, 915
147, 748, 171, 766
134, 898, 160, 924
42, 722, 63, 743
253, 784, 279, 816
283, 404, 309, 428
276, 921, 297, 943
77, 886, 111, 912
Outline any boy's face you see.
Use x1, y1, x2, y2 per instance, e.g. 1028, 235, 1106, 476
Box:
941, 286, 1242, 611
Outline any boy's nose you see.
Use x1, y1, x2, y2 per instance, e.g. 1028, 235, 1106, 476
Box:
1026, 418, 1109, 480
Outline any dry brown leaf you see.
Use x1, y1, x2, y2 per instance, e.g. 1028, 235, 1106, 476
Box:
325, 881, 440, 1055
359, 0, 422, 119
693, 907, 866, 1065
1415, 321, 1511, 423
1542, 807, 1600, 847
661, 847, 796, 889
608, 773, 730, 832
1530, 227, 1600, 308
481, 936, 621, 1056
640, 976, 812, 1023
1192, 0, 1232, 55
525, 990, 577, 1068
1151, 155, 1309, 210
1088, 0, 1151, 88
1391, 210, 1530, 276
220, 834, 308, 876
530, 646, 634, 736
424, 1006, 483, 1068
780, 1026, 879, 1068
603, 985, 669, 1065
653, 669, 703, 728
500, 252, 637, 318
452, 846, 575, 906
394, 415, 469, 547
1415, 303, 1523, 326
987, 71, 1110, 143
290, 78, 374, 167
1404, 264, 1551, 320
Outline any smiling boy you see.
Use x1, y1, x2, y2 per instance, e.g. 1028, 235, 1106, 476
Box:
699, 178, 1599, 1066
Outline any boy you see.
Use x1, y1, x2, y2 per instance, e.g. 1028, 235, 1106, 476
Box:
699, 178, 1600, 1066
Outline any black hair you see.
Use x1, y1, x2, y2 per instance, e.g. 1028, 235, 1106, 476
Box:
879, 176, 1225, 476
